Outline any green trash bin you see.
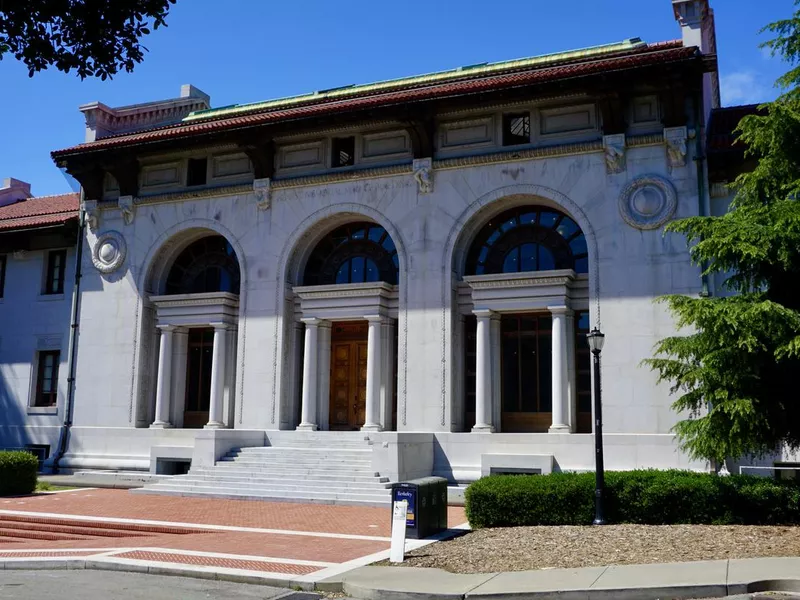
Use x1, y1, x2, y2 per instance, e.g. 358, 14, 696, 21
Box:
390, 476, 448, 539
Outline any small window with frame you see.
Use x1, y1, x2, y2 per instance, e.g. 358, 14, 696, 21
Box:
0, 254, 6, 298
187, 157, 208, 187
331, 137, 356, 168
34, 350, 60, 407
502, 112, 531, 147
44, 250, 67, 295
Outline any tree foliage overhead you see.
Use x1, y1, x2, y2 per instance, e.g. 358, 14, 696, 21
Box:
645, 1, 800, 464
0, 0, 175, 79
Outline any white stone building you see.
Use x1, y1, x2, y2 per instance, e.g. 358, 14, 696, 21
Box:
2, 1, 753, 499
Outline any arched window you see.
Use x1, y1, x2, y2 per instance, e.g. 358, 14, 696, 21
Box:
466, 206, 588, 275
304, 222, 398, 286
165, 236, 241, 295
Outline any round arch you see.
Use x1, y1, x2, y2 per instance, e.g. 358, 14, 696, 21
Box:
273, 203, 410, 428
436, 184, 601, 430
131, 218, 249, 427
138, 220, 248, 297
445, 184, 600, 326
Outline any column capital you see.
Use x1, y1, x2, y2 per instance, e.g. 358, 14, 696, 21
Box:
157, 324, 178, 332
208, 321, 233, 331
364, 314, 389, 324
473, 308, 500, 320
547, 305, 573, 316
301, 317, 329, 328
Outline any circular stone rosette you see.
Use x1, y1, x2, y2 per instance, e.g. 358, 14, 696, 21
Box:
618, 175, 678, 230
91, 231, 127, 274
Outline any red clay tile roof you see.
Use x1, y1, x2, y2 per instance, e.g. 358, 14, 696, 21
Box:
0, 193, 80, 232
52, 41, 703, 158
707, 104, 765, 152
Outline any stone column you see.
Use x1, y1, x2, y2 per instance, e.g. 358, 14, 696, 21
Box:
549, 306, 571, 433
473, 309, 496, 433
151, 326, 175, 428
297, 318, 321, 431
565, 312, 576, 432
205, 323, 228, 429
362, 315, 384, 431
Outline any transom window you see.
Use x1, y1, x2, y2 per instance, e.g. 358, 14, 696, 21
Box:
165, 236, 241, 295
466, 206, 588, 275
304, 222, 398, 286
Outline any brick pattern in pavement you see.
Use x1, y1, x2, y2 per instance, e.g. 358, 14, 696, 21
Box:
3, 490, 466, 536
114, 550, 322, 575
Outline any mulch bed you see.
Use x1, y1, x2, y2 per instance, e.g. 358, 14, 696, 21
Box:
383, 525, 800, 573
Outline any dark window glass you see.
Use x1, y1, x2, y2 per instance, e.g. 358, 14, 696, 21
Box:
332, 137, 355, 168
0, 255, 6, 299
304, 222, 398, 285
35, 350, 60, 407
575, 311, 592, 432
165, 236, 240, 295
44, 250, 67, 295
498, 315, 553, 414
466, 206, 589, 275
503, 113, 531, 146
187, 158, 208, 187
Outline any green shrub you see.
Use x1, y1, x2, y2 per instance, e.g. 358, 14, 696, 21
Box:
465, 469, 800, 528
0, 451, 39, 496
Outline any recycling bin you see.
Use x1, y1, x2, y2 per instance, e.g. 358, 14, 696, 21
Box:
390, 476, 448, 539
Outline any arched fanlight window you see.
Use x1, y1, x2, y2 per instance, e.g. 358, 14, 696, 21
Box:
304, 222, 399, 286
466, 206, 588, 275
165, 236, 241, 295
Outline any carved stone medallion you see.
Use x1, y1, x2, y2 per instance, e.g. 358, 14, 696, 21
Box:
91, 230, 127, 274
618, 175, 678, 230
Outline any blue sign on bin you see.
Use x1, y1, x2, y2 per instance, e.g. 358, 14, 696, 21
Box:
393, 488, 416, 527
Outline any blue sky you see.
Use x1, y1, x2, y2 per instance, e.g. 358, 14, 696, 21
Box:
2, 0, 794, 196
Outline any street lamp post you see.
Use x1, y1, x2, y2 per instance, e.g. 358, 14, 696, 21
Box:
586, 326, 606, 526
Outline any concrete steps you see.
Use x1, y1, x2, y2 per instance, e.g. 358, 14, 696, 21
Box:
137, 434, 392, 506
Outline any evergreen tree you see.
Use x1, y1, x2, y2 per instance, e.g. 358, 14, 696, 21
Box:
645, 2, 800, 464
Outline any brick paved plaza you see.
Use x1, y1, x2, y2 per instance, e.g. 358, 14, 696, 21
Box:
0, 489, 467, 579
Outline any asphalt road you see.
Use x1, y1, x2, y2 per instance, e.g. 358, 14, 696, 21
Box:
0, 570, 321, 600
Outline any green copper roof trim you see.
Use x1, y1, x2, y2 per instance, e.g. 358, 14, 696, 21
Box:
183, 38, 647, 123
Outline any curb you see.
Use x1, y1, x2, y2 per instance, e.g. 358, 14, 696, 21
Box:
327, 562, 800, 600
0, 558, 317, 591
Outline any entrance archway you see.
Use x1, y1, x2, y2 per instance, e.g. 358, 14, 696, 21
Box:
143, 232, 242, 430
460, 204, 593, 433
293, 220, 400, 432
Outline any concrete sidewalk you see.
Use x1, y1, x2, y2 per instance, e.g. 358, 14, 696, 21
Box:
320, 558, 800, 600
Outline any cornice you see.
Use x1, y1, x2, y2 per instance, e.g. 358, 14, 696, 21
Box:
272, 164, 411, 190
150, 291, 240, 308
464, 270, 577, 289
294, 282, 398, 299
434, 141, 603, 170
133, 184, 253, 206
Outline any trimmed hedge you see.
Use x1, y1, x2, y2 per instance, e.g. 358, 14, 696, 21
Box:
465, 470, 800, 528
0, 451, 39, 496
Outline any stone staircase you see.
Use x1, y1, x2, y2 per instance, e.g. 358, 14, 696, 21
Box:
135, 433, 391, 506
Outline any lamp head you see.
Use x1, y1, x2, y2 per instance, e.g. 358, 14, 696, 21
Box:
586, 327, 605, 353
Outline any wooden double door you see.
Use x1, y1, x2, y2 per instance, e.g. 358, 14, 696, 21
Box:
329, 322, 368, 430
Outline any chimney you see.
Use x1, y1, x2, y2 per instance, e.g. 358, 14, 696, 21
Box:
0, 178, 32, 208
672, 0, 720, 111
79, 84, 212, 142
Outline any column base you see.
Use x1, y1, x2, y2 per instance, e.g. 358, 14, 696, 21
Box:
203, 421, 225, 430
472, 424, 495, 433
149, 422, 173, 429
296, 423, 318, 431
548, 424, 570, 433
361, 424, 383, 432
